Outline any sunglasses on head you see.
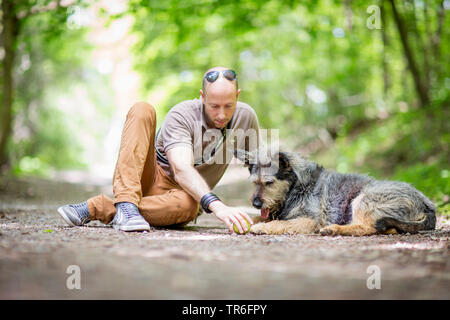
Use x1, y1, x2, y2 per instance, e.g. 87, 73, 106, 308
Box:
204, 69, 237, 83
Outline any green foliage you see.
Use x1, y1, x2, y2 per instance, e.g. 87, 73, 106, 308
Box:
126, 0, 449, 134
315, 105, 449, 205
393, 163, 449, 204
3, 1, 113, 176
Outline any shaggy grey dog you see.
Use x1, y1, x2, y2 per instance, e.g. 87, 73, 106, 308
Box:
235, 150, 436, 236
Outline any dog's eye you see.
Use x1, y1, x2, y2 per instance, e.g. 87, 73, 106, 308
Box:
265, 181, 274, 186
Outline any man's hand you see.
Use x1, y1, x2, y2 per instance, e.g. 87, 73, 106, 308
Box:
166, 147, 253, 233
209, 201, 254, 234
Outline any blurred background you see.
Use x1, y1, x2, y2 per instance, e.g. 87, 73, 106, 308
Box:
0, 0, 448, 213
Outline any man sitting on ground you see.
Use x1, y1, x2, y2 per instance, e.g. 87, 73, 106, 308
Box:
58, 67, 261, 234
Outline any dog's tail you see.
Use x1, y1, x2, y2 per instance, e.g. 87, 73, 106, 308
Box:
375, 212, 436, 234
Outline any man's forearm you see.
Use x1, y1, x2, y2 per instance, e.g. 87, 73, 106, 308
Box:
173, 167, 215, 203
174, 168, 228, 214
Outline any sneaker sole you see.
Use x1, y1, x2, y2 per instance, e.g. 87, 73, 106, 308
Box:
113, 224, 150, 232
57, 207, 77, 227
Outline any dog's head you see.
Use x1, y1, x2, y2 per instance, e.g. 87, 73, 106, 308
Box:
234, 149, 323, 220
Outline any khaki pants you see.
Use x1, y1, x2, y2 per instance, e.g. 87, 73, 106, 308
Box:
86, 102, 199, 227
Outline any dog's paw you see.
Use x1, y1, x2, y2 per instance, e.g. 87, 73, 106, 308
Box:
250, 223, 268, 234
319, 224, 340, 236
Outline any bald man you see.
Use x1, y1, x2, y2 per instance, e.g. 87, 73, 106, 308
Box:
57, 67, 260, 233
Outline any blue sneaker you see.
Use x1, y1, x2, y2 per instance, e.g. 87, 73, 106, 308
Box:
57, 202, 91, 227
112, 202, 150, 232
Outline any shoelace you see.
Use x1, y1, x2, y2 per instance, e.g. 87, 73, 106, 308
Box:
71, 202, 90, 221
119, 203, 139, 219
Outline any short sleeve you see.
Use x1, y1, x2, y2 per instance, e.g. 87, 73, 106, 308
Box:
160, 110, 193, 153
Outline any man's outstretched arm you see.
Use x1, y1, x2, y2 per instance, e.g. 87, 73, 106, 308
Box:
166, 146, 253, 233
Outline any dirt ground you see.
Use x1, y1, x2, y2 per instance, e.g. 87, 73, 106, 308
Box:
0, 174, 449, 299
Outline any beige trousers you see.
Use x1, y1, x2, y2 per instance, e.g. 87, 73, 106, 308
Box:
86, 102, 199, 227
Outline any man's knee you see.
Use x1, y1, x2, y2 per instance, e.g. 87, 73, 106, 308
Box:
177, 193, 199, 223
128, 101, 156, 121
184, 196, 198, 221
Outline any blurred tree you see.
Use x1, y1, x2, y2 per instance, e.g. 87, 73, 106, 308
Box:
124, 0, 447, 141
0, 0, 93, 173
1, 0, 68, 168
388, 0, 442, 107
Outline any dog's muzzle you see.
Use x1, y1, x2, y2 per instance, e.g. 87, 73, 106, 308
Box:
252, 197, 263, 209
253, 197, 270, 219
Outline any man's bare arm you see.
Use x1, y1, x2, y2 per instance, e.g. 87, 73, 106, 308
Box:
166, 146, 253, 233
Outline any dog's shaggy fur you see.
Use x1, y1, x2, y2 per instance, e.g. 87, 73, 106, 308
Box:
235, 150, 436, 236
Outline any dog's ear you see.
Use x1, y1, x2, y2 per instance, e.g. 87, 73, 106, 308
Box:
234, 149, 252, 167
278, 152, 290, 169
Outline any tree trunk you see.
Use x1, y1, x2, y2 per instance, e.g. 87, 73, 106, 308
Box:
389, 0, 430, 107
432, 1, 445, 78
381, 0, 390, 97
0, 0, 18, 168
344, 0, 353, 31
423, 0, 431, 88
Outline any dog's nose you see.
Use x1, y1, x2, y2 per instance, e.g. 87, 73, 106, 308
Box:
252, 197, 263, 209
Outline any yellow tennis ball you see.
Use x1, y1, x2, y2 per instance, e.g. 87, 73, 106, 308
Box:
233, 220, 251, 234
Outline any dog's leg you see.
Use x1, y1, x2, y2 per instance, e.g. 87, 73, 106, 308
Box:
250, 215, 269, 224
320, 198, 378, 236
319, 223, 377, 236
251, 217, 319, 235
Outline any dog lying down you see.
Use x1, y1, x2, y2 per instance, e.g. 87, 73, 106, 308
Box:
234, 150, 436, 236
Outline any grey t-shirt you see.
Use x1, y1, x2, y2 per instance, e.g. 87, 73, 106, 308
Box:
155, 98, 260, 189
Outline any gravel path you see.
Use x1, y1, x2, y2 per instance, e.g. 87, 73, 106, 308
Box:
0, 176, 449, 299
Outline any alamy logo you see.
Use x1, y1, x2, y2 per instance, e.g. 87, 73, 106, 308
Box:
367, 5, 381, 29
66, 265, 81, 290
366, 265, 381, 289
